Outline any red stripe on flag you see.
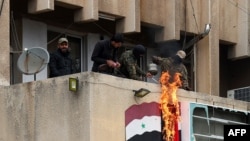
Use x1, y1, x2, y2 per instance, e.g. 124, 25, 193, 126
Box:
125, 102, 161, 126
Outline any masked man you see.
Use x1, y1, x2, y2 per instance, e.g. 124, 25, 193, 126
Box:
118, 45, 152, 81
152, 50, 190, 90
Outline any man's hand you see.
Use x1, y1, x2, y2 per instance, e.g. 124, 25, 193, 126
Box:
114, 62, 121, 68
106, 60, 115, 67
152, 56, 161, 65
107, 60, 120, 68
146, 72, 153, 78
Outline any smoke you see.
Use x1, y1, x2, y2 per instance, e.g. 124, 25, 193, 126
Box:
158, 40, 182, 58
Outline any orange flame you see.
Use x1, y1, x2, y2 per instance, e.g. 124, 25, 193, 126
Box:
160, 71, 181, 141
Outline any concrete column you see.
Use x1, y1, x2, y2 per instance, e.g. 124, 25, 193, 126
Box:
196, 0, 220, 96
74, 0, 99, 22
0, 0, 10, 85
228, 0, 249, 59
155, 0, 181, 42
28, 0, 54, 13
116, 0, 141, 33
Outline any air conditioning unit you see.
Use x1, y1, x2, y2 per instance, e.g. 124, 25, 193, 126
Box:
227, 86, 250, 102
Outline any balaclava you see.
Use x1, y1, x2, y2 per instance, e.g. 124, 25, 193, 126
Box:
133, 45, 146, 59
172, 50, 186, 64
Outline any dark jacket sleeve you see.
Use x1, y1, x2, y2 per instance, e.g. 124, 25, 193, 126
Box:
49, 53, 61, 77
49, 50, 74, 77
91, 42, 107, 64
135, 65, 147, 77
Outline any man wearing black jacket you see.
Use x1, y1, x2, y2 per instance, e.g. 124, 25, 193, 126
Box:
49, 37, 74, 78
91, 33, 124, 75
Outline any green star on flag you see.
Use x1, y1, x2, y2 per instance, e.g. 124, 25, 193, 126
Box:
141, 123, 145, 128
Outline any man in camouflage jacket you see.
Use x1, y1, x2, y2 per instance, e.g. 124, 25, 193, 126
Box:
152, 50, 190, 90
118, 45, 152, 81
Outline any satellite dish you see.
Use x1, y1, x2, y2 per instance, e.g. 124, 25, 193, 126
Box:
17, 47, 50, 75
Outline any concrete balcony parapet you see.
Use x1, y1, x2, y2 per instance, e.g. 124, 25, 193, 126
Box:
0, 72, 249, 141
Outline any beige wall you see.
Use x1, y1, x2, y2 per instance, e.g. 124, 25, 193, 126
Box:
0, 72, 249, 141
0, 0, 10, 86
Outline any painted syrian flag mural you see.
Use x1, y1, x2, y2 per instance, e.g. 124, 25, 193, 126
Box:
125, 102, 182, 141
125, 102, 163, 141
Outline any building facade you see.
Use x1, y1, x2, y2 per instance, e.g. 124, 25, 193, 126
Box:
0, 0, 250, 141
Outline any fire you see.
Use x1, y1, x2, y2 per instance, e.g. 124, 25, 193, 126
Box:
160, 71, 181, 141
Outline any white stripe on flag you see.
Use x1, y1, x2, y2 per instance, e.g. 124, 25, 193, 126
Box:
125, 116, 161, 140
